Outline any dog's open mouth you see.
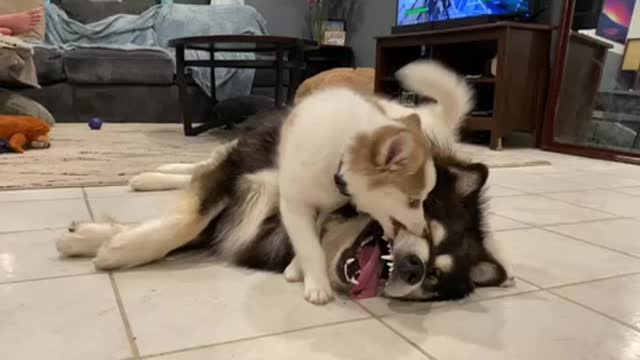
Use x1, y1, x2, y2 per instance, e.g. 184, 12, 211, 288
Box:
337, 222, 394, 299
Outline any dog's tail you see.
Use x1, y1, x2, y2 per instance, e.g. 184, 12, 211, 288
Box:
395, 60, 473, 146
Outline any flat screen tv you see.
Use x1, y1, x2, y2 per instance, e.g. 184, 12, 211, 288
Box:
394, 0, 533, 33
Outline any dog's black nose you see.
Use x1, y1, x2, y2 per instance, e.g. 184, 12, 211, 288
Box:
396, 255, 425, 285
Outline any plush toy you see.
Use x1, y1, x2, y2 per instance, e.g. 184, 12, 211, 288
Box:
0, 115, 51, 153
295, 67, 375, 103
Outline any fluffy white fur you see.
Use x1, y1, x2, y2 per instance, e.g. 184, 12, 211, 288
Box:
379, 60, 474, 148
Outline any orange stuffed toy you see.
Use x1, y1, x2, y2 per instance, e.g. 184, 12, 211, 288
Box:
0, 115, 51, 153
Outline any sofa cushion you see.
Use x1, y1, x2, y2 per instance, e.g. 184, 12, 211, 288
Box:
33, 47, 66, 85
53, 0, 157, 24
64, 48, 174, 85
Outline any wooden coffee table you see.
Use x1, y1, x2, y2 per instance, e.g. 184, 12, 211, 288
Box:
169, 35, 317, 136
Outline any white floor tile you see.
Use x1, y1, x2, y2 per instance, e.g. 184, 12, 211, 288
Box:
488, 169, 596, 194
494, 228, 640, 287
546, 218, 640, 257
0, 198, 91, 233
0, 187, 83, 202
553, 274, 640, 327
486, 213, 530, 231
0, 275, 131, 360
0, 229, 94, 282
150, 319, 428, 360
615, 187, 640, 196
489, 195, 615, 226
114, 263, 369, 356
360, 278, 538, 317
84, 186, 134, 198
85, 186, 179, 198
546, 190, 640, 218
484, 185, 524, 198
89, 192, 179, 223
383, 292, 640, 360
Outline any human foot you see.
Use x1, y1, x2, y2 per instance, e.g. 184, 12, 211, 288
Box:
0, 27, 12, 36
0, 7, 43, 35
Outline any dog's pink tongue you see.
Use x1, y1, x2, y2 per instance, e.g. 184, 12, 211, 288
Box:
351, 245, 381, 300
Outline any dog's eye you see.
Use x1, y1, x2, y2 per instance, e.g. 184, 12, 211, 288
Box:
408, 198, 421, 209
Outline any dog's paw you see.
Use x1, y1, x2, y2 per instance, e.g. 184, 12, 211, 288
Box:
303, 279, 334, 305
156, 163, 194, 174
284, 260, 303, 282
56, 221, 121, 257
500, 276, 516, 288
128, 173, 167, 191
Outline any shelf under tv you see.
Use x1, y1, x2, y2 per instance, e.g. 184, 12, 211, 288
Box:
376, 22, 552, 150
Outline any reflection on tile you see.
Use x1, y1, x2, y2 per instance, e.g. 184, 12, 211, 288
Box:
360, 279, 538, 317
151, 319, 427, 360
546, 218, 640, 257
489, 195, 614, 226
0, 275, 131, 360
114, 264, 368, 355
0, 229, 94, 282
384, 292, 640, 360
494, 228, 640, 287
546, 190, 640, 218
487, 214, 530, 231
0, 198, 90, 233
554, 274, 640, 327
0, 188, 82, 202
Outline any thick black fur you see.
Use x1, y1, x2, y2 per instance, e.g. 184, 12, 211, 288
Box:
422, 161, 507, 300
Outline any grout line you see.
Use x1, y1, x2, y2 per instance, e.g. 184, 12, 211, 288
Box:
82, 188, 96, 221
139, 317, 371, 359
353, 302, 437, 360
546, 289, 640, 334
0, 272, 99, 286
109, 273, 141, 359
0, 226, 70, 235
541, 226, 640, 260
541, 271, 640, 292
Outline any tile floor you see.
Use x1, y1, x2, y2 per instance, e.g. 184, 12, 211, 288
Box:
2, 148, 640, 360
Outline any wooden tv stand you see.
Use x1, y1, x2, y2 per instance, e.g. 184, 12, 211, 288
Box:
376, 22, 552, 150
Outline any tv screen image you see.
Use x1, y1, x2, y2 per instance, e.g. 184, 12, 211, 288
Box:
397, 0, 531, 26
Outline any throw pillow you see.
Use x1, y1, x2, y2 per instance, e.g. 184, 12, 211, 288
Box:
0, 0, 46, 42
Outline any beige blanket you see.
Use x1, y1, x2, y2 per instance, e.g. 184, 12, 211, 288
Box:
0, 34, 39, 88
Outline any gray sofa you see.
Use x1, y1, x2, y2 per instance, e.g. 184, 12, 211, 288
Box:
15, 0, 277, 124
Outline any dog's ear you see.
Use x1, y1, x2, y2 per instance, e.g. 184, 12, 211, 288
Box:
395, 113, 421, 133
470, 259, 507, 287
449, 163, 489, 197
375, 130, 415, 171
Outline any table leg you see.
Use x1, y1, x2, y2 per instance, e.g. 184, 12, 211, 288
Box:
275, 45, 284, 108
175, 44, 194, 136
287, 45, 304, 105
209, 45, 219, 108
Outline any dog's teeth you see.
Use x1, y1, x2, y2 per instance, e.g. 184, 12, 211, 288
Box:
346, 258, 355, 265
381, 254, 393, 261
388, 264, 394, 272
349, 276, 359, 285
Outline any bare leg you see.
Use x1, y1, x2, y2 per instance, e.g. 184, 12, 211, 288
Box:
0, 7, 43, 35
0, 27, 12, 35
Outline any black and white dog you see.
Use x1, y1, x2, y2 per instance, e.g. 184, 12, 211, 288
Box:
57, 110, 513, 301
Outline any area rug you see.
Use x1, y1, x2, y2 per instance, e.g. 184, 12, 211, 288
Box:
0, 123, 550, 190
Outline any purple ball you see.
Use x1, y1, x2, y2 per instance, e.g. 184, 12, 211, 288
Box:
88, 117, 103, 130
